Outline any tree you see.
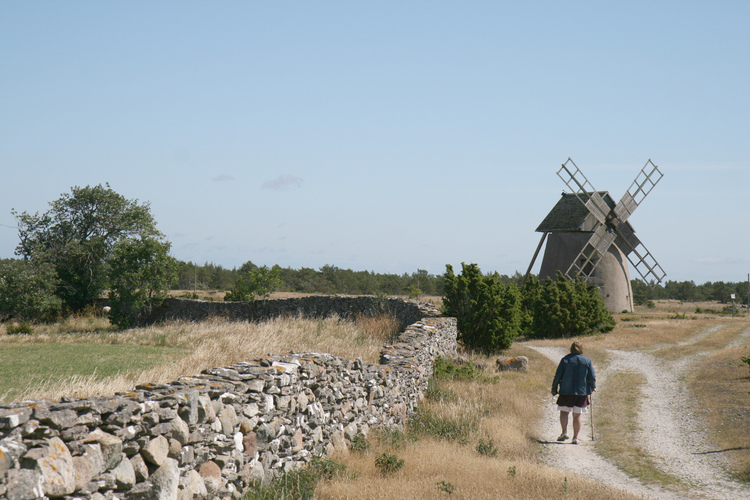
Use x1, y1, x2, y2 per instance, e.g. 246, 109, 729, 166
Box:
527, 273, 615, 338
13, 184, 161, 311
0, 258, 62, 322
442, 263, 523, 353
631, 279, 652, 305
108, 237, 177, 328
225, 265, 282, 301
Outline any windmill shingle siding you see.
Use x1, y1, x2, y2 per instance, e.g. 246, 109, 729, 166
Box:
536, 192, 612, 232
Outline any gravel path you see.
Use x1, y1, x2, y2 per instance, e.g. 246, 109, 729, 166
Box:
527, 325, 750, 500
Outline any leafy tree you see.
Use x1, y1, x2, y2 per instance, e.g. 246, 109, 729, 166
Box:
225, 265, 282, 301
442, 263, 523, 353
527, 273, 615, 338
13, 184, 160, 311
108, 237, 178, 328
0, 258, 62, 322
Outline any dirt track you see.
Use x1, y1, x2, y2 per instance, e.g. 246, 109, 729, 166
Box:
527, 324, 750, 500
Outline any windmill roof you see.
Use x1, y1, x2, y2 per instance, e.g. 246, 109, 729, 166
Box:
536, 192, 613, 232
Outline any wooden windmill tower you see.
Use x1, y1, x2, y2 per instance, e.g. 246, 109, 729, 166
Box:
525, 158, 667, 312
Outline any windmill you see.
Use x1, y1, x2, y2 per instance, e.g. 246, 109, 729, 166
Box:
525, 158, 666, 312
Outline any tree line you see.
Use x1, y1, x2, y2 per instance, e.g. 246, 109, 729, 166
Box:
1, 184, 748, 331
632, 279, 749, 305
174, 261, 445, 297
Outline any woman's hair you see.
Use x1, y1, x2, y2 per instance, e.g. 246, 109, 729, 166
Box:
570, 341, 583, 354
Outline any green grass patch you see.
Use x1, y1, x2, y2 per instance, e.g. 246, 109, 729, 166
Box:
0, 342, 186, 401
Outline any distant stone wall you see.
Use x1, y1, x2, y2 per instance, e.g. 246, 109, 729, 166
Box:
146, 295, 434, 329
0, 297, 457, 500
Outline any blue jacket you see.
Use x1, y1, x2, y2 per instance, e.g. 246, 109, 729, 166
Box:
552, 353, 596, 396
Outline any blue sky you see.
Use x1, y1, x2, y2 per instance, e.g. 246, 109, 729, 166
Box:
1, 1, 749, 284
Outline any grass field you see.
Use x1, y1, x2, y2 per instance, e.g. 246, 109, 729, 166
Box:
0, 342, 186, 401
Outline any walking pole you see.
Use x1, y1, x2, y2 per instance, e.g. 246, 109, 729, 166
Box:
590, 393, 595, 441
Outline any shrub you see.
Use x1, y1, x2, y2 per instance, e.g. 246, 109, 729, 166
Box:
526, 273, 615, 338
374, 452, 404, 475
476, 438, 498, 457
6, 321, 35, 335
225, 265, 281, 301
437, 480, 456, 494
442, 263, 522, 353
349, 434, 370, 454
432, 355, 483, 381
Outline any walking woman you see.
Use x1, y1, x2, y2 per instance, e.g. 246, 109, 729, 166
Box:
551, 341, 596, 444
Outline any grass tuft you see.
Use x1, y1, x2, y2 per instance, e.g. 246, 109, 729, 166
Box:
245, 456, 347, 500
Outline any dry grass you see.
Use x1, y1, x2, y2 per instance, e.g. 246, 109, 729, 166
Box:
0, 314, 400, 402
689, 344, 750, 481
319, 438, 642, 499
317, 347, 643, 499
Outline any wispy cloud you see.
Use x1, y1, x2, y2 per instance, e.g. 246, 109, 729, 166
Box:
212, 174, 234, 182
262, 174, 304, 191
693, 257, 729, 265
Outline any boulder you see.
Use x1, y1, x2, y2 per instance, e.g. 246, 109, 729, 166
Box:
496, 355, 528, 372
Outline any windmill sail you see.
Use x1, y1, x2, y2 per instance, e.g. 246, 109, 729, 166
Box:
613, 224, 667, 284
613, 159, 663, 223
556, 158, 666, 286
557, 158, 610, 224
565, 225, 618, 280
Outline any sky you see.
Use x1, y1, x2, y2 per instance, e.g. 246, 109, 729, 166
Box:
1, 1, 749, 285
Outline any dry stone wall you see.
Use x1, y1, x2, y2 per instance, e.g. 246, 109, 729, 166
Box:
0, 297, 457, 500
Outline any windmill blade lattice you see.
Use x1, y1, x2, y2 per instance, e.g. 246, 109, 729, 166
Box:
566, 224, 618, 280
557, 158, 610, 224
558, 158, 666, 286
613, 223, 667, 284
613, 159, 663, 224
